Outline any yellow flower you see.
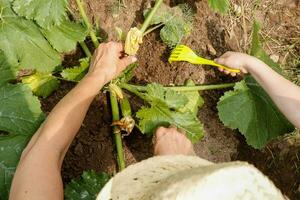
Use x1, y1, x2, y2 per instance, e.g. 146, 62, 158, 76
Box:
109, 84, 124, 99
125, 27, 143, 55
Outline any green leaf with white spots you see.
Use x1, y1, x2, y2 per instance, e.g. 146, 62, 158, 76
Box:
12, 0, 68, 29
65, 170, 110, 200
0, 1, 61, 72
0, 83, 45, 135
41, 21, 88, 53
0, 53, 45, 199
0, 134, 30, 200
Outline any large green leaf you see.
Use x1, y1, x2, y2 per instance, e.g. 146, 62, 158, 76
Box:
0, 2, 61, 72
61, 58, 90, 82
41, 21, 88, 53
0, 83, 45, 135
0, 134, 30, 199
12, 0, 68, 29
137, 105, 204, 143
217, 21, 294, 149
127, 83, 205, 143
144, 83, 188, 109
22, 72, 60, 98
144, 3, 194, 47
65, 170, 110, 200
208, 0, 230, 14
217, 80, 293, 148
0, 53, 45, 199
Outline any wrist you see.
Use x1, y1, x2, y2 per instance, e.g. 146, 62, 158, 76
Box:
80, 74, 106, 95
243, 56, 261, 73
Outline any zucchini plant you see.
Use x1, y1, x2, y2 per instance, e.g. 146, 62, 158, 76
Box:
119, 82, 234, 143
217, 22, 295, 149
143, 3, 194, 48
0, 0, 90, 198
0, 0, 295, 199
124, 0, 195, 54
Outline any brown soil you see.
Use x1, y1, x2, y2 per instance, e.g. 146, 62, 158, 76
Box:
42, 0, 300, 199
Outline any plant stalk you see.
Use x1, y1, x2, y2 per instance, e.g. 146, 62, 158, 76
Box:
143, 23, 164, 36
109, 90, 126, 171
140, 0, 164, 33
75, 0, 99, 48
167, 83, 235, 91
121, 83, 235, 92
79, 41, 92, 57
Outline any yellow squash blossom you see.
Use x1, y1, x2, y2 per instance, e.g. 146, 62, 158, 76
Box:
124, 27, 143, 55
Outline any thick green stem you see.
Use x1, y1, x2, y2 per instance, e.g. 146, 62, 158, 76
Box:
75, 0, 99, 48
143, 23, 164, 36
109, 90, 126, 171
120, 83, 145, 99
166, 83, 235, 91
120, 97, 132, 117
140, 0, 164, 33
79, 41, 92, 57
121, 83, 235, 93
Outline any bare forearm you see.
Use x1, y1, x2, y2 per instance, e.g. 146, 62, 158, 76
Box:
11, 42, 137, 200
11, 76, 105, 200
23, 75, 105, 162
247, 60, 300, 128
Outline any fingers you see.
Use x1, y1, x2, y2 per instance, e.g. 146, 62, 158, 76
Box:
155, 125, 185, 140
218, 68, 237, 77
155, 127, 168, 138
215, 51, 234, 65
224, 70, 230, 75
216, 51, 244, 76
119, 55, 137, 70
215, 58, 230, 67
154, 126, 194, 156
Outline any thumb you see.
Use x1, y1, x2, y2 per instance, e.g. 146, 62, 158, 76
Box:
214, 58, 225, 65
120, 56, 137, 69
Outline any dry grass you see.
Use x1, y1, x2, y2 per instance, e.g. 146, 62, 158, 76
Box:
221, 0, 299, 84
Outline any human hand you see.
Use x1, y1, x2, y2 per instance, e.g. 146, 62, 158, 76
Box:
215, 52, 258, 76
87, 42, 137, 85
154, 126, 195, 156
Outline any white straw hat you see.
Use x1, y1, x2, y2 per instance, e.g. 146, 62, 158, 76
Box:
97, 155, 285, 200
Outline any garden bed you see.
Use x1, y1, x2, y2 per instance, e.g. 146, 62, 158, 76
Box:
47, 0, 300, 198
0, 0, 299, 199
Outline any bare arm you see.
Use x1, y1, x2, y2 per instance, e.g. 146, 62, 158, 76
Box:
216, 52, 300, 129
10, 42, 136, 200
